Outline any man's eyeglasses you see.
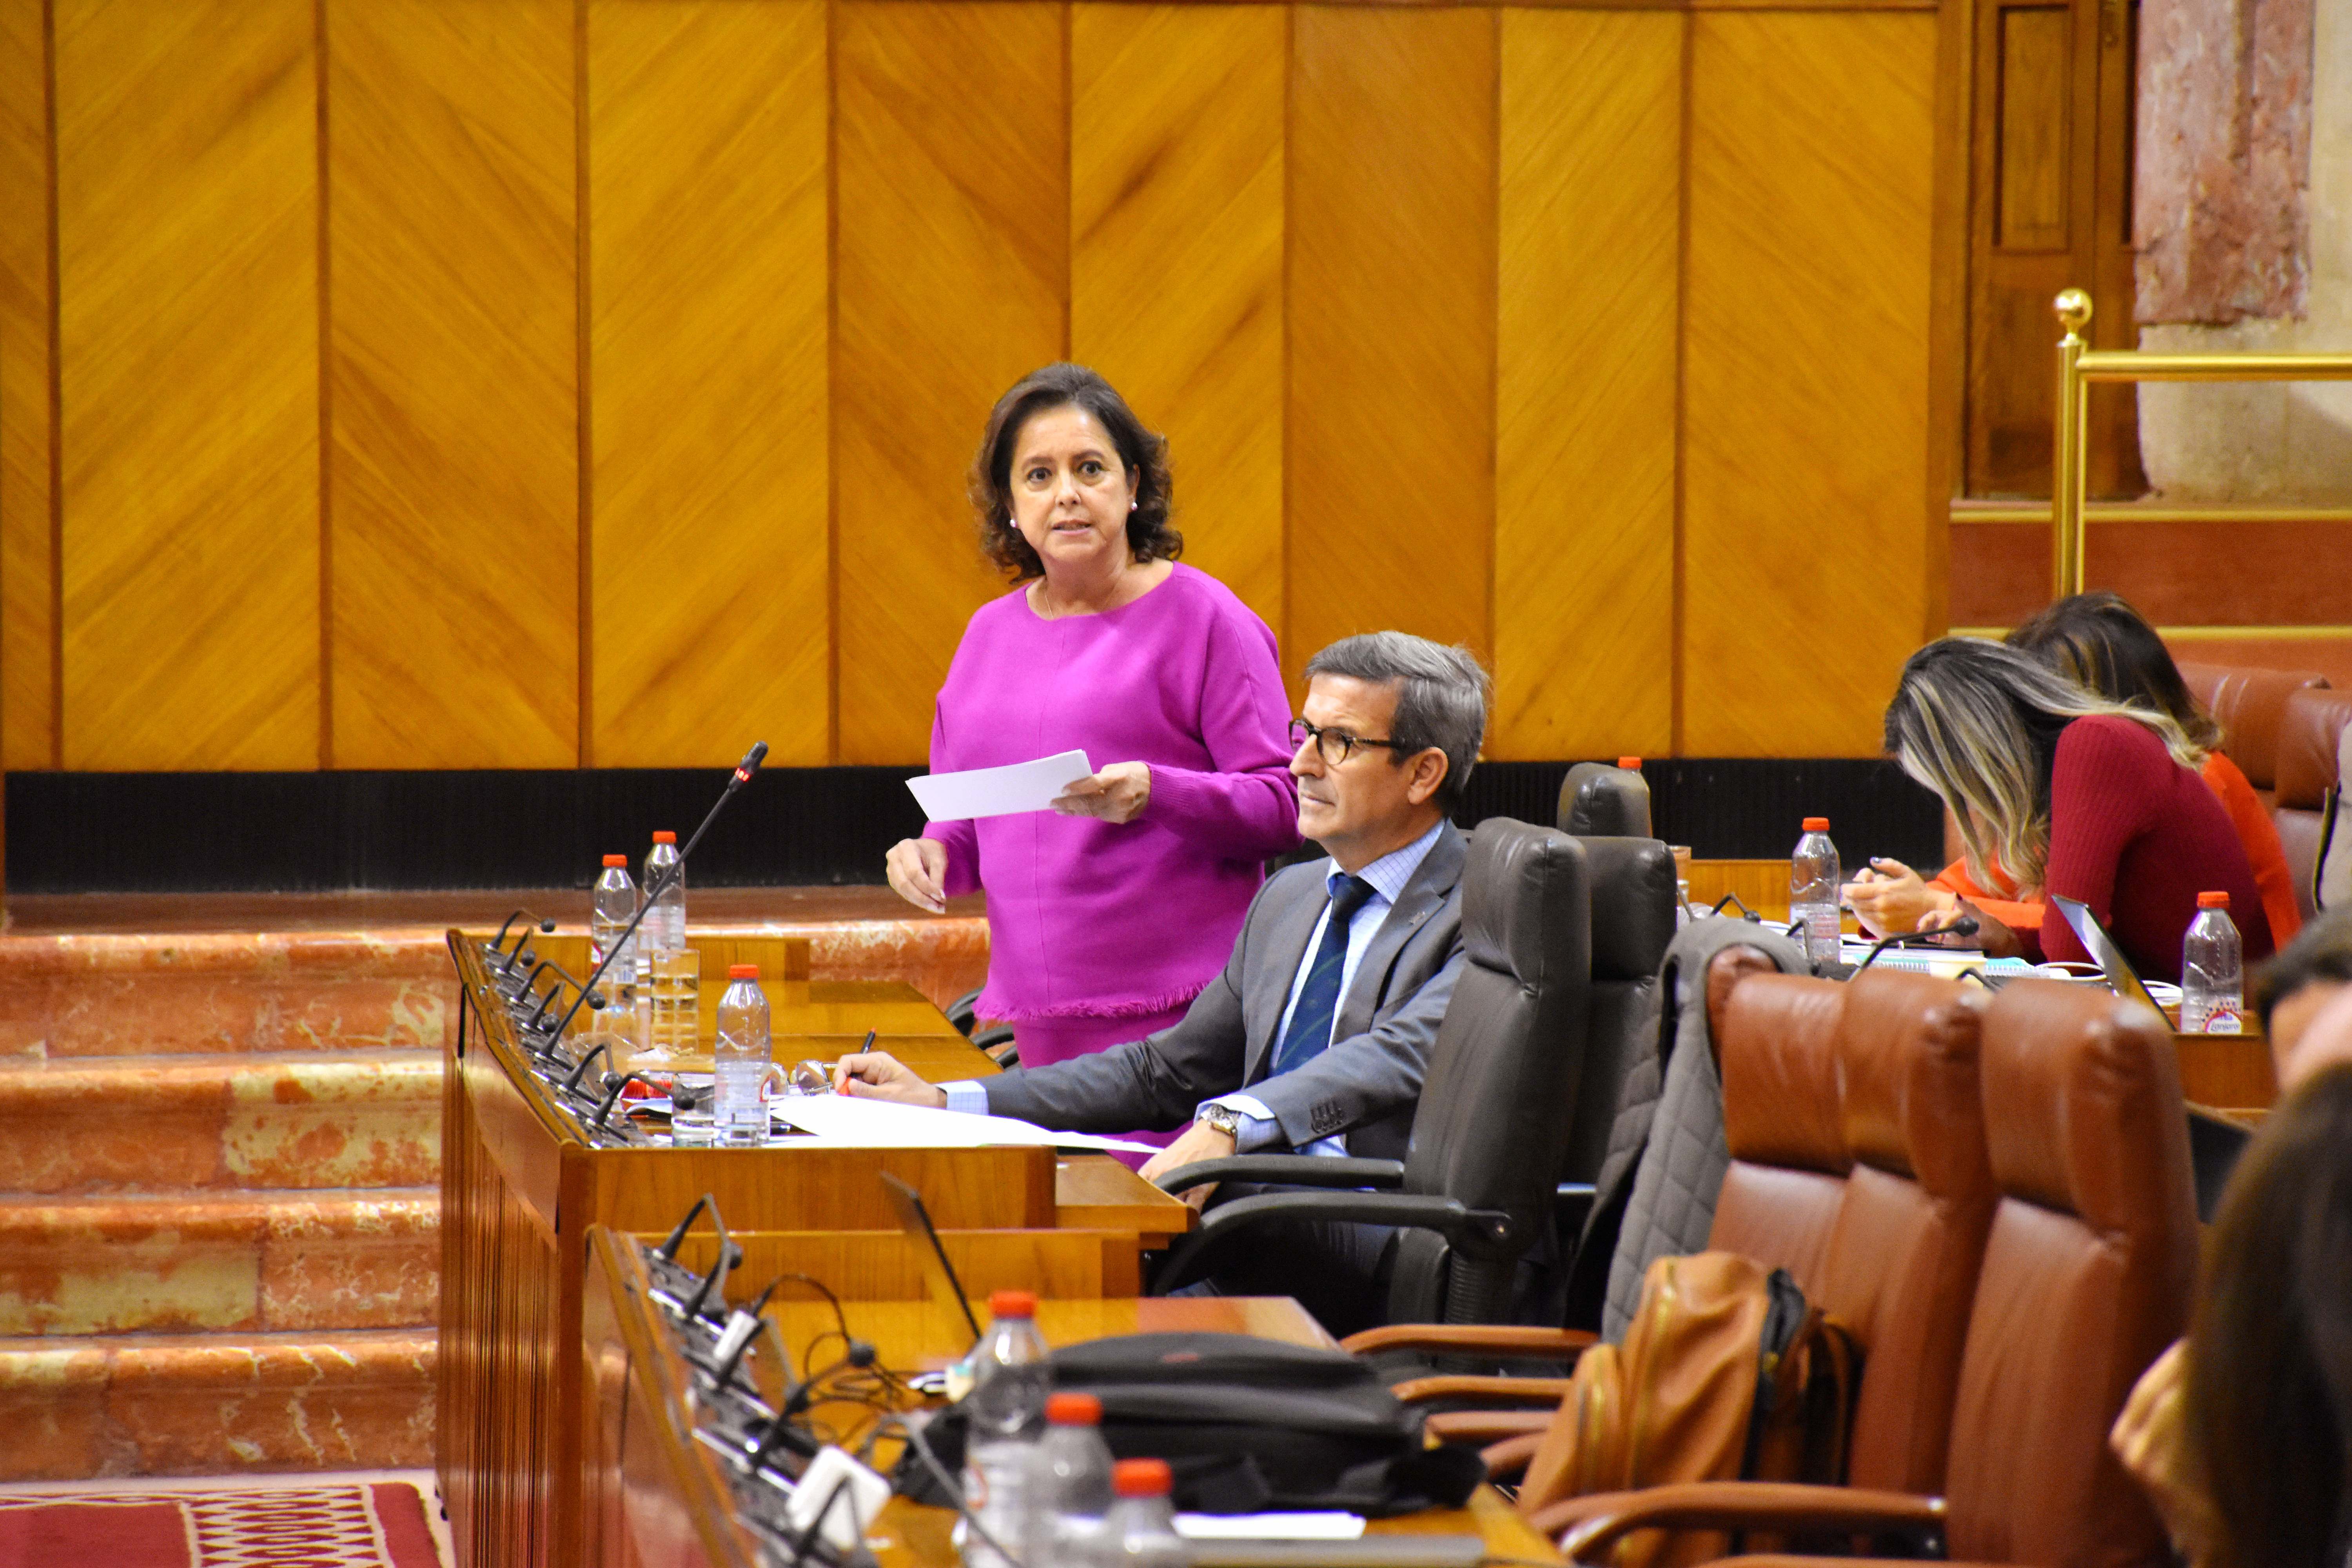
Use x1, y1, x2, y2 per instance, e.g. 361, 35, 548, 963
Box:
1289, 718, 1410, 766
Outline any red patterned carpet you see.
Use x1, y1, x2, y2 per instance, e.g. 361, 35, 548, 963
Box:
0, 1473, 445, 1567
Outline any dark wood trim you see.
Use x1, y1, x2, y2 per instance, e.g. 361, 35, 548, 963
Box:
573, 0, 593, 769
316, 0, 334, 769
42, 0, 60, 773
1923, 0, 1971, 639
1669, 5, 1693, 755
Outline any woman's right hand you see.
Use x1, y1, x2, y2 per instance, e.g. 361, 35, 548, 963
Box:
885, 837, 950, 914
1843, 858, 1955, 938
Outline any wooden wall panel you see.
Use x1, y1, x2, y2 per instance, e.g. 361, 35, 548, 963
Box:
1070, 4, 1285, 639
1287, 7, 1496, 694
54, 0, 318, 770
1681, 11, 1936, 757
834, 2, 1066, 766
1492, 9, 1680, 760
587, 0, 829, 768
0, 0, 51, 768
327, 0, 578, 769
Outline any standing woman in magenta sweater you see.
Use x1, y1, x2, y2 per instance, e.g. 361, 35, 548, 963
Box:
882, 365, 1301, 1124
1882, 638, 2274, 983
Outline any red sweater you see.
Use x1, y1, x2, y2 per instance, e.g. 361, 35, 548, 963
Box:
2032, 716, 2276, 982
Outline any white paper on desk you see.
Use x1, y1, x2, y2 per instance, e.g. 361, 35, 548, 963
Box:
906, 750, 1093, 821
769, 1091, 1163, 1154
1174, 1514, 1367, 1541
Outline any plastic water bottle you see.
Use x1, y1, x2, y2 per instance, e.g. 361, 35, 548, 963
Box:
1025, 1392, 1115, 1564
591, 855, 637, 970
2181, 891, 2244, 1034
644, 830, 685, 953
714, 964, 770, 1147
591, 855, 642, 1062
1790, 817, 1842, 965
960, 1290, 1051, 1568
642, 831, 689, 1056
1095, 1459, 1188, 1568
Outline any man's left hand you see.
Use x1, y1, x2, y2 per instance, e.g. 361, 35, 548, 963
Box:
1052, 762, 1151, 824
1140, 1118, 1237, 1212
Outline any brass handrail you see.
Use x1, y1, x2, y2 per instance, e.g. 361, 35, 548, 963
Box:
2050, 289, 2352, 600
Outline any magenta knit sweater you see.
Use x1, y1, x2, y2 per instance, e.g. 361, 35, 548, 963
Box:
921, 564, 1301, 1022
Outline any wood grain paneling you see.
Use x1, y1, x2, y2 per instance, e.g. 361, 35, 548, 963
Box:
1993, 5, 2067, 249
1681, 11, 1936, 757
54, 0, 318, 771
1287, 6, 1496, 693
834, 1, 1066, 766
1070, 4, 1285, 637
588, 0, 829, 768
327, 0, 577, 769
1492, 9, 1680, 760
0, 0, 51, 768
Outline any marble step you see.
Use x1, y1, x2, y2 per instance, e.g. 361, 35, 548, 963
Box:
0, 911, 989, 1064
0, 1326, 434, 1479
0, 1188, 436, 1337
0, 932, 452, 1063
0, 1051, 439, 1194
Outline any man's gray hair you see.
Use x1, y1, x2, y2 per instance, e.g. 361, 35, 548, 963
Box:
1303, 633, 1490, 813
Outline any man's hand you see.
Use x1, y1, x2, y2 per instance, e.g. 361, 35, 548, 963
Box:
1843, 858, 1954, 938
832, 1051, 947, 1109
1139, 1117, 1238, 1212
1051, 762, 1151, 825
1917, 898, 2023, 958
885, 837, 950, 914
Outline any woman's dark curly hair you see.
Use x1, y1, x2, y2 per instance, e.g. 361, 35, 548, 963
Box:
968, 363, 1180, 582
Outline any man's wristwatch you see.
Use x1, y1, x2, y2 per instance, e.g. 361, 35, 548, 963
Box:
1197, 1103, 1244, 1140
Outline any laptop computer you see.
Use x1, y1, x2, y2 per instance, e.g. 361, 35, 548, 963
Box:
879, 1172, 983, 1350
2046, 894, 2168, 1019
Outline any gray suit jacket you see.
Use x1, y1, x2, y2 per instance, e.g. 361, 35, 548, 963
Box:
981, 821, 1469, 1160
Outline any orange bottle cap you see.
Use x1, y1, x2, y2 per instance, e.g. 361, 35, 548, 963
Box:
2197, 891, 2230, 909
727, 963, 759, 980
988, 1289, 1037, 1318
652, 831, 677, 844
602, 854, 626, 867
1113, 1459, 1172, 1499
1802, 817, 1830, 832
1616, 757, 1642, 770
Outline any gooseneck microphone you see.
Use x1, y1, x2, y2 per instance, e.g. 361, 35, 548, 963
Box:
545, 741, 771, 1044
1854, 916, 1980, 973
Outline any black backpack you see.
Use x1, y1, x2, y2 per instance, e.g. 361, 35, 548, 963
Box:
896, 1332, 1483, 1516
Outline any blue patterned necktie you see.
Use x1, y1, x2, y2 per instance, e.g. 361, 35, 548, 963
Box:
1269, 874, 1377, 1079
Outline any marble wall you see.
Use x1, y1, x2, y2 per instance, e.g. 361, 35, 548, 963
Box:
2135, 0, 2352, 502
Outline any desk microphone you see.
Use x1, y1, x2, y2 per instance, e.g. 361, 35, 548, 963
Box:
546, 741, 771, 1044
1854, 917, 1979, 974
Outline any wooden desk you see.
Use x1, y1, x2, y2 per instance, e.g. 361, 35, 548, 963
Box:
441, 932, 1193, 1568
581, 1230, 1561, 1568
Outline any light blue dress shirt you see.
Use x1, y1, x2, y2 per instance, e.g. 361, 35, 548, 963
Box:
938, 821, 1446, 1156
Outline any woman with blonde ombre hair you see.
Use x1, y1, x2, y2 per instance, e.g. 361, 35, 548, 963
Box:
1878, 637, 2274, 982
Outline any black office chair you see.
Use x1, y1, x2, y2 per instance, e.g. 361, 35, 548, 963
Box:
1149, 819, 1592, 1327
1550, 837, 1678, 1247
1558, 763, 1651, 840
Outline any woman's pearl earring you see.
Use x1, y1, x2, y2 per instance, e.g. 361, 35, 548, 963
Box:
1130, 499, 1138, 512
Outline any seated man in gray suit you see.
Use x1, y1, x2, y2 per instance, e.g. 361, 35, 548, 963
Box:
833, 631, 1488, 1332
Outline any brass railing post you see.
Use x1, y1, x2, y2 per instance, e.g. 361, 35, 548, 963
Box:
2052, 288, 2092, 597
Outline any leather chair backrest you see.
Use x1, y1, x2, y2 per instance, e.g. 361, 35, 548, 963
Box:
1396, 820, 1591, 1321
1942, 980, 2198, 1564
1558, 763, 1652, 840
1713, 975, 1852, 1294
2176, 660, 2329, 791
1560, 837, 1679, 1185
1714, 971, 1996, 1497
1813, 972, 1994, 1495
2276, 689, 2352, 918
